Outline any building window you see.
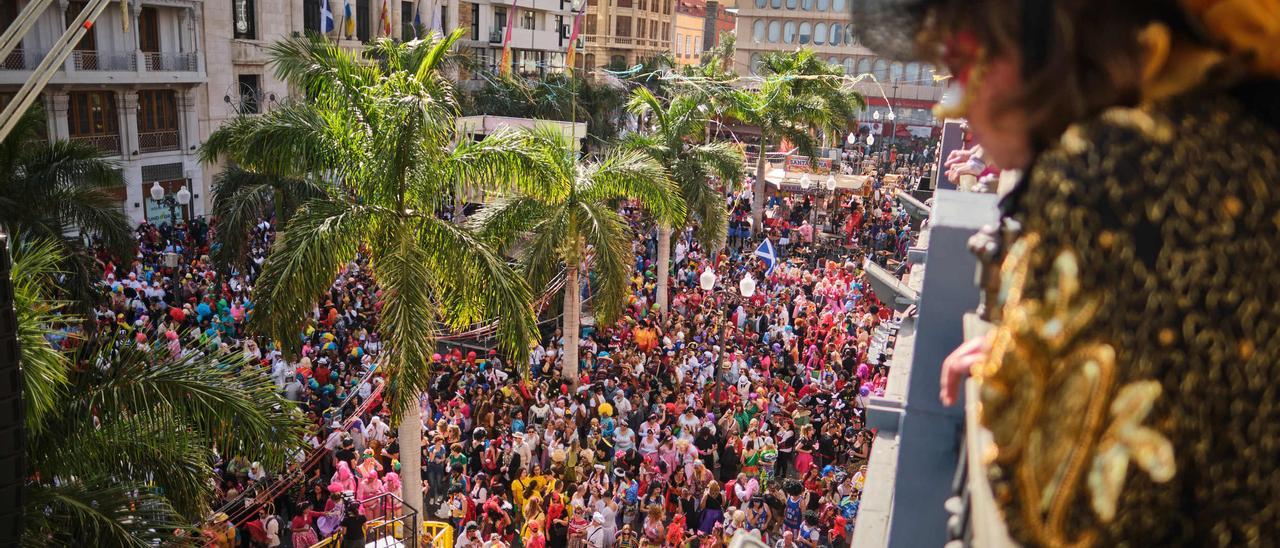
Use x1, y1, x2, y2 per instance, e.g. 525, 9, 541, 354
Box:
749, 52, 762, 74
640, 21, 647, 39
786, 0, 797, 9
585, 14, 597, 34
817, 0, 829, 10
767, 20, 780, 42
616, 16, 631, 37
890, 61, 903, 82
843, 58, 854, 75
618, 0, 632, 7
755, 0, 766, 7
138, 7, 159, 52
783, 21, 795, 43
233, 0, 256, 39
662, 22, 669, 40
66, 2, 97, 51
873, 59, 887, 81
471, 3, 480, 40
801, 0, 813, 10
357, 0, 371, 42
830, 23, 842, 46
858, 57, 871, 76
67, 91, 119, 154
238, 74, 262, 114
137, 90, 180, 153
402, 1, 417, 39
521, 10, 536, 30
752, 20, 764, 42
650, 20, 656, 39
798, 22, 811, 44
813, 22, 826, 45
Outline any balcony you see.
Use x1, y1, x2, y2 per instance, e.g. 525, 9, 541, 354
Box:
143, 52, 198, 72
489, 29, 504, 44
72, 50, 135, 71
137, 130, 181, 153
70, 134, 121, 156
1, 49, 38, 70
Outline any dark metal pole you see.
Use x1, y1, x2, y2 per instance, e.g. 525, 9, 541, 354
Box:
0, 230, 25, 544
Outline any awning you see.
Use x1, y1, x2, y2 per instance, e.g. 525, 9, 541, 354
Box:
766, 171, 869, 192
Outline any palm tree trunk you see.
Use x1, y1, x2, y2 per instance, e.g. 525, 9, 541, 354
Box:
751, 143, 769, 235
655, 223, 672, 315
562, 263, 580, 383
397, 397, 424, 520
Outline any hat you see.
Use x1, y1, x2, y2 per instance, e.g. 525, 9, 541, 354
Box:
593, 512, 605, 523
211, 512, 230, 524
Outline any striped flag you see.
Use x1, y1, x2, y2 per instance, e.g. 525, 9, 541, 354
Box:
564, 6, 584, 72
320, 0, 335, 33
499, 0, 518, 76
343, 0, 355, 39
379, 0, 392, 37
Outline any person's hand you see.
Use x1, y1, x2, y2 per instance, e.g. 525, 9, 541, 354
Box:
939, 333, 993, 406
944, 147, 974, 169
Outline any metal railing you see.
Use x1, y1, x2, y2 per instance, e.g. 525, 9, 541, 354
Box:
143, 51, 197, 71
69, 133, 120, 155
1, 48, 29, 70
488, 29, 503, 43
137, 129, 180, 153
72, 50, 135, 71
361, 492, 419, 548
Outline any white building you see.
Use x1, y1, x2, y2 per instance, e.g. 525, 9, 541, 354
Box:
2, 0, 207, 225
457, 0, 575, 78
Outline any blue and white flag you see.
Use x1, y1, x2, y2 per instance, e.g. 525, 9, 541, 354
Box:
754, 238, 778, 275
320, 0, 335, 33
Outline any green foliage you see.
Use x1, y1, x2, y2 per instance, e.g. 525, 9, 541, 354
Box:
728, 49, 866, 156
461, 72, 626, 150
469, 126, 684, 328
9, 240, 309, 546
201, 30, 539, 414
0, 107, 134, 308
622, 87, 744, 250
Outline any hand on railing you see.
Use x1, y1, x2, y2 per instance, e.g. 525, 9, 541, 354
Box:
939, 332, 993, 407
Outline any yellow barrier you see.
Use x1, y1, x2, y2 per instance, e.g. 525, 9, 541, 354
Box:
309, 531, 343, 548
422, 521, 453, 548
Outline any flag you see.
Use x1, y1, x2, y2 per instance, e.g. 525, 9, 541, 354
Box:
343, 0, 355, 39
499, 0, 518, 76
410, 0, 423, 37
754, 238, 778, 275
564, 6, 584, 72
379, 0, 392, 37
320, 0, 335, 33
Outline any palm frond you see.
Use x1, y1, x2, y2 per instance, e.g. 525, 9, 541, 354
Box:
22, 480, 185, 548
249, 199, 371, 352
575, 201, 632, 326
580, 149, 685, 226
8, 237, 73, 431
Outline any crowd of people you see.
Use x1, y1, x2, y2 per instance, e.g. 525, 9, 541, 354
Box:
92, 170, 915, 548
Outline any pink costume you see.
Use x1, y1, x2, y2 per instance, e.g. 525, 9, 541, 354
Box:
357, 474, 386, 518
331, 461, 357, 494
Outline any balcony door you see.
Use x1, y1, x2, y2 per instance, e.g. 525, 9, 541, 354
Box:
138, 7, 160, 53
66, 2, 97, 51
137, 90, 180, 153
67, 91, 120, 155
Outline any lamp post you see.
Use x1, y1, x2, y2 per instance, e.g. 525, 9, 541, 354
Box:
702, 268, 758, 374
149, 181, 192, 227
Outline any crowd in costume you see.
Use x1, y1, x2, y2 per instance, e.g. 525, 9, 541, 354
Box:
94, 172, 916, 547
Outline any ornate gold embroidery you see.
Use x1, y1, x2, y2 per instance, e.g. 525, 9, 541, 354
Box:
978, 234, 1177, 548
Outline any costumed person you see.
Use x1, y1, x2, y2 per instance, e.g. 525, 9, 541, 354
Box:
849, 0, 1280, 545
331, 461, 358, 494
356, 464, 387, 517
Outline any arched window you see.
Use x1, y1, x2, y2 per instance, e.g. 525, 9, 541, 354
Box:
873, 59, 888, 81
890, 61, 904, 82
755, 0, 767, 7
832, 0, 846, 11
817, 0, 829, 10
905, 62, 921, 82
753, 20, 765, 42
801, 0, 813, 10
783, 21, 796, 43
768, 20, 780, 42
813, 22, 826, 45
771, 0, 782, 8
798, 22, 811, 44
843, 58, 855, 75
786, 0, 797, 9
830, 23, 842, 46
750, 53, 763, 74
857, 57, 872, 76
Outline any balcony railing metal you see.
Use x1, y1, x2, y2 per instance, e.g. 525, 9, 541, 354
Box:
143, 51, 197, 72
72, 50, 135, 71
2, 49, 30, 70
489, 28, 504, 43
137, 129, 180, 153
69, 133, 121, 155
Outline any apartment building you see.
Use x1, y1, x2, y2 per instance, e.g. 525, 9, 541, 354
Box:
733, 0, 946, 138
456, 0, 575, 77
579, 0, 672, 71
1, 0, 208, 225
671, 0, 734, 66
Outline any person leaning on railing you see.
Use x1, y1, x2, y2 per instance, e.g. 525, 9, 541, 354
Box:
844, 0, 1280, 545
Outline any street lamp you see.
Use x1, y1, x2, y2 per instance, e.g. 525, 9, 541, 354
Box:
739, 274, 756, 298
149, 181, 191, 227
799, 173, 812, 191
699, 266, 717, 291
825, 174, 838, 192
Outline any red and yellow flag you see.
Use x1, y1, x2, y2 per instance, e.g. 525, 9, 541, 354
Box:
565, 7, 584, 72
379, 0, 392, 37
499, 0, 518, 75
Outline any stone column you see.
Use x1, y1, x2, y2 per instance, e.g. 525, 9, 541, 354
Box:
120, 90, 139, 157
49, 92, 70, 141
179, 88, 200, 154
131, 0, 145, 73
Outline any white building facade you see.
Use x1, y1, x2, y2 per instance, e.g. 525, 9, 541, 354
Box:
457, 0, 575, 77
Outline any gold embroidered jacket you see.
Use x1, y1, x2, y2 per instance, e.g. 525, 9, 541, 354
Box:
976, 81, 1280, 547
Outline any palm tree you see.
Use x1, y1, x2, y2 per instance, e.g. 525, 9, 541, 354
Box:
200, 30, 542, 517
469, 127, 684, 382
727, 50, 864, 233
0, 107, 134, 304
6, 237, 309, 546
622, 87, 743, 314
205, 167, 330, 270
